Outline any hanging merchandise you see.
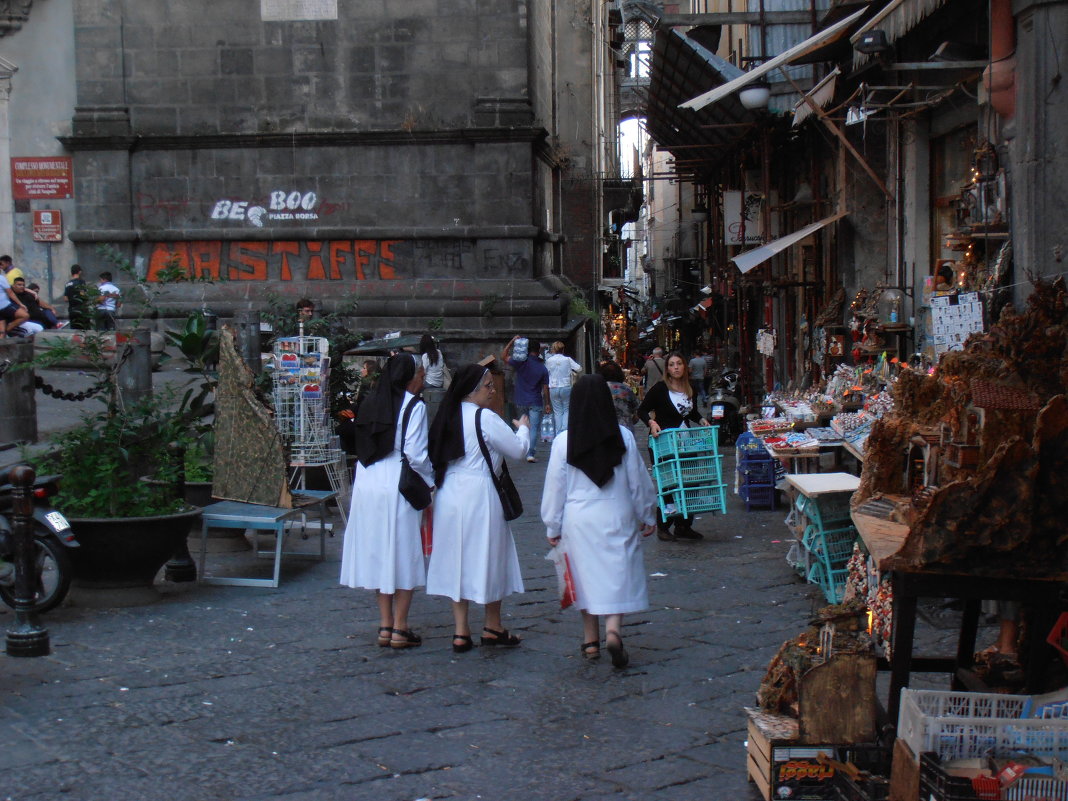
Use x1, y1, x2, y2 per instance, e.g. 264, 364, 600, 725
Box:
756, 328, 777, 358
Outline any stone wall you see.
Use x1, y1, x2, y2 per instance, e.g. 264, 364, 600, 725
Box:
65, 0, 579, 340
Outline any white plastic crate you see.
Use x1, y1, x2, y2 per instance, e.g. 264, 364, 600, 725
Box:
899, 689, 1068, 761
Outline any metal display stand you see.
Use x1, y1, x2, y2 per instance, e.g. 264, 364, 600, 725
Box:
270, 331, 350, 526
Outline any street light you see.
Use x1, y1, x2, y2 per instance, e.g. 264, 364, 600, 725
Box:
738, 80, 771, 111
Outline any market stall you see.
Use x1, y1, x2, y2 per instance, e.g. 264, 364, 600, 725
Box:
746, 279, 1068, 800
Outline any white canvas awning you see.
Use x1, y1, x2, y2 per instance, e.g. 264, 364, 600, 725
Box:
679, 8, 866, 112
730, 212, 847, 274
792, 67, 839, 127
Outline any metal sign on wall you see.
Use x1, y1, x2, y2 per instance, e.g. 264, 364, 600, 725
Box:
10, 157, 74, 200
723, 190, 779, 246
32, 210, 63, 242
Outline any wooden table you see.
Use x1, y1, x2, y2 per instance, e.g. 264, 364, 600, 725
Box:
785, 472, 860, 496
852, 512, 1066, 730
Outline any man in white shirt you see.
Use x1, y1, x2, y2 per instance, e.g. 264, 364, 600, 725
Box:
545, 340, 582, 434
0, 272, 30, 337
94, 271, 121, 331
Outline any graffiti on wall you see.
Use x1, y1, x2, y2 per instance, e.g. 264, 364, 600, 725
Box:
143, 239, 533, 282
146, 241, 399, 282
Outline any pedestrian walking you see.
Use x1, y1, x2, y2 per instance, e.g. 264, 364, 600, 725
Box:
94, 271, 121, 331
419, 333, 449, 389
636, 351, 711, 541
426, 364, 531, 653
597, 360, 639, 433
340, 354, 432, 649
540, 375, 657, 668
545, 340, 581, 433
640, 347, 666, 392
501, 335, 550, 462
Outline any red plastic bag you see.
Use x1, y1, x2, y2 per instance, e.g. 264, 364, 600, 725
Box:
561, 553, 577, 610
421, 506, 433, 557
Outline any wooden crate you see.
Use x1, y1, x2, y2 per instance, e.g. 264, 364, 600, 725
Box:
889, 738, 920, 801
747, 708, 888, 800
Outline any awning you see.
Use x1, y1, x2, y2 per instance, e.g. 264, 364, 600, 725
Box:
680, 8, 866, 112
730, 212, 847, 274
792, 67, 839, 127
851, 0, 953, 67
645, 28, 757, 174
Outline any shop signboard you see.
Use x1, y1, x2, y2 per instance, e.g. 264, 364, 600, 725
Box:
10, 157, 74, 200
31, 210, 63, 243
723, 190, 779, 246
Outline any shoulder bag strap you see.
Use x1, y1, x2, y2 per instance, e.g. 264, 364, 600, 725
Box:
474, 408, 507, 490
399, 396, 421, 462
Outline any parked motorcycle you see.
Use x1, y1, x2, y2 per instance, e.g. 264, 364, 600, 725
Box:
0, 467, 78, 613
708, 369, 741, 446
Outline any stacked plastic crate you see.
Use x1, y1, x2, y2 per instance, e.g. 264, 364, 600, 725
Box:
738, 449, 778, 511
796, 491, 857, 603
650, 427, 727, 519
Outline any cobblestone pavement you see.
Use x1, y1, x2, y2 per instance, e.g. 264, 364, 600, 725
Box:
1, 403, 990, 800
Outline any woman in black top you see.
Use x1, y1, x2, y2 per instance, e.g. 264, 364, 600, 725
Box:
636, 352, 711, 541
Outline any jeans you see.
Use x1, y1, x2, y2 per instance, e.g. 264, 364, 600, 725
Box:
549, 386, 572, 433
516, 404, 543, 458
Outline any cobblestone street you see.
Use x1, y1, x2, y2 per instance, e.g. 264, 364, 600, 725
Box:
1, 429, 982, 801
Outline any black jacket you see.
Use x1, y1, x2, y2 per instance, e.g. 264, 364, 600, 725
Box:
636, 381, 705, 430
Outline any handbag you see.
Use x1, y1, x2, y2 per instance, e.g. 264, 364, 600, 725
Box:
440, 361, 452, 390
398, 397, 433, 511
475, 407, 523, 521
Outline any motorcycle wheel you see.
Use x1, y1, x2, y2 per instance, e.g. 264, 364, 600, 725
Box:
0, 527, 73, 613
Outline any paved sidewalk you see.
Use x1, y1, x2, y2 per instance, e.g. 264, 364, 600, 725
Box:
1, 385, 988, 800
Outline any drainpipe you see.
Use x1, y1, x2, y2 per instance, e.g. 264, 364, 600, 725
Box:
984, 0, 1016, 119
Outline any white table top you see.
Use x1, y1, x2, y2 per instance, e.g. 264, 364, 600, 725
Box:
785, 472, 860, 496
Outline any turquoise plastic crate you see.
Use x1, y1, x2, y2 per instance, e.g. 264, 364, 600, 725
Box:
650, 426, 720, 460
677, 454, 723, 486
805, 492, 854, 528
807, 560, 848, 603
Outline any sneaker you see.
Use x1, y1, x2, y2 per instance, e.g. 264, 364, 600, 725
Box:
526, 456, 537, 463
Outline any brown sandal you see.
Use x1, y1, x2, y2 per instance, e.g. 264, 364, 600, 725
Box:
581, 641, 601, 659
376, 627, 392, 647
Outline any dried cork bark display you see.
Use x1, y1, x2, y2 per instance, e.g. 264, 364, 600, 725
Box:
211, 327, 293, 509
853, 278, 1068, 576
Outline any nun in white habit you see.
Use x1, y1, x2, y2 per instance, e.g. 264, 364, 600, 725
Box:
340, 353, 432, 650
540, 374, 657, 668
426, 363, 531, 653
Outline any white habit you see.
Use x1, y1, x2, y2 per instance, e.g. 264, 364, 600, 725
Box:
340, 392, 433, 593
540, 426, 657, 614
425, 403, 530, 604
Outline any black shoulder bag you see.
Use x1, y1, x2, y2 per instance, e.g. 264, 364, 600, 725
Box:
475, 407, 523, 521
398, 397, 433, 511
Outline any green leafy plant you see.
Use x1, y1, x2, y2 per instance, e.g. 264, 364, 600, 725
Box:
566, 290, 597, 320
427, 316, 444, 331
164, 310, 221, 372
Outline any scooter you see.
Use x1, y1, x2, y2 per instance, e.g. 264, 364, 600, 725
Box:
708, 369, 741, 446
0, 467, 79, 613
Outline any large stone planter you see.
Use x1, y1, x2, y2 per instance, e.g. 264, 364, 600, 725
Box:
68, 507, 203, 606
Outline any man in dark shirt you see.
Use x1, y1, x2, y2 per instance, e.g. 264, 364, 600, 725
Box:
501, 335, 550, 462
63, 264, 90, 329
12, 277, 58, 329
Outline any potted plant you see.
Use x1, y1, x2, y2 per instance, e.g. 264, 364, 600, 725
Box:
26, 248, 216, 604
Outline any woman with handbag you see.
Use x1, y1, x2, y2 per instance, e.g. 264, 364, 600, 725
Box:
340, 354, 433, 649
540, 375, 657, 668
636, 351, 712, 541
426, 363, 531, 653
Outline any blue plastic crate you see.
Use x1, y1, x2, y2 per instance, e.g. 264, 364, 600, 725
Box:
739, 458, 777, 485
740, 483, 777, 511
